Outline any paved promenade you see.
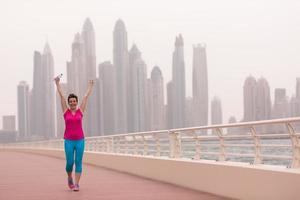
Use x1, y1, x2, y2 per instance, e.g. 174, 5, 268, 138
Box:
0, 151, 229, 200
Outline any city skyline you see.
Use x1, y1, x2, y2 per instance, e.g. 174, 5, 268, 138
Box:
10, 17, 299, 139
1, 0, 300, 128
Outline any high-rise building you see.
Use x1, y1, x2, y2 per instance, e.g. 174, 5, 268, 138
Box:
168, 34, 186, 128
166, 81, 173, 129
17, 81, 30, 139
81, 18, 98, 136
193, 44, 208, 128
67, 33, 87, 100
98, 61, 117, 135
31, 51, 43, 137
243, 76, 272, 123
290, 95, 297, 117
272, 88, 289, 133
256, 78, 271, 120
150, 66, 165, 131
127, 44, 141, 133
28, 90, 32, 138
211, 96, 222, 125
125, 45, 150, 132
82, 18, 96, 80
243, 76, 257, 121
3, 115, 16, 131
185, 97, 194, 128
146, 78, 153, 131
272, 88, 289, 119
135, 59, 148, 131
94, 77, 104, 136
42, 43, 55, 138
227, 116, 238, 135
113, 19, 129, 133
31, 43, 55, 139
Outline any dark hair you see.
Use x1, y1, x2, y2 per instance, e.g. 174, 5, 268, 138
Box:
68, 93, 78, 103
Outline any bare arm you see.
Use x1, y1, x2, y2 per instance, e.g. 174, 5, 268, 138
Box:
55, 77, 68, 113
80, 80, 94, 113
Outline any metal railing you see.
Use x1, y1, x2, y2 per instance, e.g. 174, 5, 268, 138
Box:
2, 117, 300, 168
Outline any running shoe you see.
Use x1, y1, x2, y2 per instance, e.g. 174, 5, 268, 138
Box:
73, 184, 80, 192
68, 177, 75, 189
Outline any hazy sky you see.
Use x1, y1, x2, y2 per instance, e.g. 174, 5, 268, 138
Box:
0, 0, 300, 129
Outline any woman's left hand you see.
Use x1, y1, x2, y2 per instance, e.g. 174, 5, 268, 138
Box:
88, 80, 94, 86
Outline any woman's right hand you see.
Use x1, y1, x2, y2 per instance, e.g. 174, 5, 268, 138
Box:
54, 77, 60, 84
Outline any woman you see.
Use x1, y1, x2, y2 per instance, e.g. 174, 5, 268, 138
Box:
55, 77, 94, 191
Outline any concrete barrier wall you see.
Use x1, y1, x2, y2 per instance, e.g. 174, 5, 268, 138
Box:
5, 148, 300, 200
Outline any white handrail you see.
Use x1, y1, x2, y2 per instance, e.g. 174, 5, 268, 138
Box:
2, 117, 300, 168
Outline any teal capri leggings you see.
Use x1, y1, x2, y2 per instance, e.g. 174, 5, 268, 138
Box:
64, 139, 85, 173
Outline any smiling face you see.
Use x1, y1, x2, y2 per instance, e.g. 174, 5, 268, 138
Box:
68, 97, 78, 110
67, 93, 78, 111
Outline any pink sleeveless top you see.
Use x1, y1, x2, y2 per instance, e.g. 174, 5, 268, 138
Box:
63, 109, 84, 140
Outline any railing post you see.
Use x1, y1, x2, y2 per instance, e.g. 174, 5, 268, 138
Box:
90, 139, 94, 151
169, 131, 181, 158
250, 126, 262, 165
154, 133, 161, 157
142, 135, 148, 156
94, 138, 99, 152
105, 138, 109, 153
215, 128, 226, 161
115, 137, 120, 154
133, 136, 138, 155
193, 131, 201, 160
125, 137, 129, 154
98, 138, 103, 152
286, 123, 300, 168
106, 137, 114, 153
89, 139, 93, 151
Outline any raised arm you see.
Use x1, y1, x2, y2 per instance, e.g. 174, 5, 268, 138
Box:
55, 77, 68, 113
80, 80, 94, 113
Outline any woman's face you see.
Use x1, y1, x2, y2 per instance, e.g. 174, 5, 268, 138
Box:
68, 98, 78, 110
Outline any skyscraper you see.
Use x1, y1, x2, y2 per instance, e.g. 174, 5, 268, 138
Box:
146, 78, 153, 131
67, 33, 87, 100
94, 77, 104, 136
211, 96, 222, 125
42, 43, 55, 138
17, 81, 30, 139
166, 81, 173, 129
126, 44, 149, 132
243, 76, 272, 123
272, 88, 289, 133
193, 44, 208, 128
150, 66, 165, 131
98, 61, 117, 134
31, 51, 43, 137
169, 34, 186, 128
185, 97, 194, 128
113, 19, 129, 133
227, 116, 238, 135
31, 43, 55, 139
127, 44, 141, 133
256, 77, 271, 120
3, 115, 16, 131
273, 88, 289, 119
81, 18, 98, 136
243, 76, 257, 121
290, 95, 297, 117
135, 59, 148, 131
